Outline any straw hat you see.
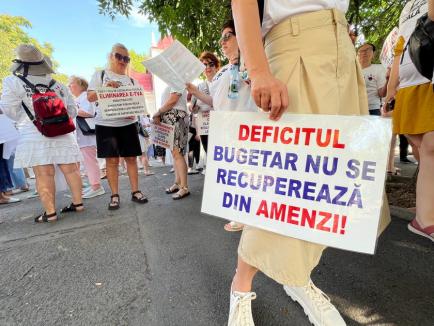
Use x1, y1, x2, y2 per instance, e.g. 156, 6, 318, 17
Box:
10, 44, 55, 76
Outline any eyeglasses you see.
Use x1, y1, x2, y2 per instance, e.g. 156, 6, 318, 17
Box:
219, 32, 234, 44
113, 52, 131, 63
202, 61, 215, 68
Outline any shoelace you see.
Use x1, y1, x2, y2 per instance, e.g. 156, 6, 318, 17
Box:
234, 292, 257, 324
304, 281, 333, 323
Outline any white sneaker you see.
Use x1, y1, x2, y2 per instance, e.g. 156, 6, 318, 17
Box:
228, 290, 256, 326
201, 168, 206, 175
82, 186, 92, 195
82, 187, 106, 199
283, 280, 346, 326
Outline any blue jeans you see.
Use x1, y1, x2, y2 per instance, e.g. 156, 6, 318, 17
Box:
6, 155, 27, 189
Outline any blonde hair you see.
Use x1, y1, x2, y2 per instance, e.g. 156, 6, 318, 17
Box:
69, 75, 88, 91
107, 43, 129, 70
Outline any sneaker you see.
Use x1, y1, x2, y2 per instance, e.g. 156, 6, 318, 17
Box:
408, 219, 434, 242
187, 168, 199, 175
82, 187, 106, 199
82, 186, 92, 195
283, 280, 346, 326
170, 168, 175, 173
228, 290, 256, 326
201, 168, 206, 175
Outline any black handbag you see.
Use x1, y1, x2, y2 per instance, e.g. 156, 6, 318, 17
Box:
76, 116, 95, 135
408, 13, 434, 81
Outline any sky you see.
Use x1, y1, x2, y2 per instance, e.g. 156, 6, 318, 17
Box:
1, 0, 161, 80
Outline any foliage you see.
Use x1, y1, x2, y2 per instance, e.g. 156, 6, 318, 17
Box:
0, 15, 67, 91
129, 49, 148, 73
97, 0, 408, 55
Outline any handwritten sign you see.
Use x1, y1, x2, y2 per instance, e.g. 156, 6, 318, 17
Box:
142, 40, 205, 92
202, 112, 391, 254
96, 85, 148, 119
196, 111, 210, 136
380, 27, 399, 68
150, 122, 174, 150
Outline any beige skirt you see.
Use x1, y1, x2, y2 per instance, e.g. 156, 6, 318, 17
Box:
238, 9, 391, 286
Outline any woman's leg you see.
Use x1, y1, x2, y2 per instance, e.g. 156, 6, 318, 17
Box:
81, 146, 101, 190
33, 164, 56, 217
387, 134, 398, 173
408, 132, 434, 226
58, 162, 83, 207
106, 157, 120, 194
232, 256, 258, 292
172, 149, 187, 188
124, 156, 139, 192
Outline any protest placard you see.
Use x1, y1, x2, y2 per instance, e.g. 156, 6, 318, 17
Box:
96, 85, 148, 119
202, 112, 392, 254
380, 27, 399, 68
196, 111, 210, 136
150, 122, 175, 150
142, 40, 205, 92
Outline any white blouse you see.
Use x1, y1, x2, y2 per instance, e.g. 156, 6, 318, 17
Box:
262, 0, 349, 36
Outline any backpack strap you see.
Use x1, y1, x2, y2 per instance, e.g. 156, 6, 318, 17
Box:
15, 75, 37, 93
48, 79, 56, 89
257, 0, 264, 25
100, 70, 105, 83
21, 101, 35, 122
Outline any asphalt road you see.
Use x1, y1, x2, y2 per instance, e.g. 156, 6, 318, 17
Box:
0, 167, 433, 326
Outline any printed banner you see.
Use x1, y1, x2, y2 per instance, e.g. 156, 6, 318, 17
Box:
202, 112, 392, 254
142, 40, 205, 92
196, 111, 210, 136
380, 27, 399, 68
150, 122, 175, 150
96, 85, 148, 119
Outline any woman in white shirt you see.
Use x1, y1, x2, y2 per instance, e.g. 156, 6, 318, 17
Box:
0, 44, 83, 222
69, 76, 105, 199
153, 86, 190, 199
87, 43, 148, 209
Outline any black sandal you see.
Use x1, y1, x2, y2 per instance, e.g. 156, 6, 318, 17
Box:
34, 211, 58, 223
108, 194, 120, 210
131, 191, 148, 204
60, 202, 84, 213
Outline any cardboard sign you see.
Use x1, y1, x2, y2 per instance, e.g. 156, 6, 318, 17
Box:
202, 111, 392, 254
96, 85, 148, 119
380, 27, 399, 68
150, 122, 174, 150
196, 111, 210, 136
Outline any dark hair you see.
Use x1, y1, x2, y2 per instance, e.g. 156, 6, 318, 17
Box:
221, 19, 236, 35
199, 51, 220, 70
359, 42, 376, 52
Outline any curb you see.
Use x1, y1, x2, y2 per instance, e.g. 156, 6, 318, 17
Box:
390, 205, 415, 222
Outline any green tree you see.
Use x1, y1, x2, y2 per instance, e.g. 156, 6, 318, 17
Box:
0, 14, 68, 90
97, 0, 407, 54
129, 49, 148, 73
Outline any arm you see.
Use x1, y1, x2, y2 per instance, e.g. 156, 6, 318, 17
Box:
381, 56, 400, 116
0, 77, 24, 122
429, 0, 434, 20
152, 92, 181, 123
186, 83, 213, 107
77, 110, 94, 118
232, 0, 288, 120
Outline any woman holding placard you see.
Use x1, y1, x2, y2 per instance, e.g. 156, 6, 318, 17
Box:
87, 43, 148, 210
152, 86, 190, 200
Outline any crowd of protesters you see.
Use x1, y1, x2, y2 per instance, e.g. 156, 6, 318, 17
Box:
0, 0, 433, 325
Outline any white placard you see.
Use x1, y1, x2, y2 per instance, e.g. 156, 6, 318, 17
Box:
196, 111, 210, 136
202, 111, 392, 254
142, 40, 205, 92
380, 27, 399, 68
150, 122, 175, 150
0, 115, 19, 145
96, 85, 148, 119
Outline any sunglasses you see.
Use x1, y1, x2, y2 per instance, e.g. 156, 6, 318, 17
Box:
202, 62, 216, 68
219, 32, 234, 44
113, 52, 131, 63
